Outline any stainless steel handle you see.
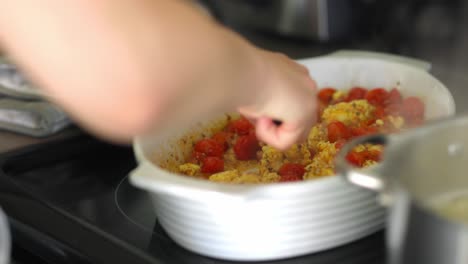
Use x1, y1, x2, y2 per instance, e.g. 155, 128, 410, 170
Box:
335, 134, 390, 191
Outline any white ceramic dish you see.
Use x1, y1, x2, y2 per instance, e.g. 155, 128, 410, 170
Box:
129, 50, 455, 261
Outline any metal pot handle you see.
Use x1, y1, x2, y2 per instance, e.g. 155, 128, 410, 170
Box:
335, 134, 390, 191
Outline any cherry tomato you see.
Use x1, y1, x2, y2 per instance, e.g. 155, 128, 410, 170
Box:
327, 121, 350, 142
350, 126, 378, 137
211, 131, 232, 151
385, 103, 401, 116
194, 139, 224, 157
278, 163, 305, 178
279, 174, 302, 182
374, 106, 386, 119
387, 88, 403, 105
346, 87, 367, 101
201, 157, 224, 173
402, 97, 425, 122
188, 151, 206, 164
227, 117, 254, 136
365, 88, 389, 106
346, 151, 365, 167
318, 88, 336, 104
233, 133, 260, 160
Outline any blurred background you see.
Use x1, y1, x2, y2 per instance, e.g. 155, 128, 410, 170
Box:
197, 0, 468, 114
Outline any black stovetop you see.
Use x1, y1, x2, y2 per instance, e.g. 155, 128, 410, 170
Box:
0, 133, 385, 264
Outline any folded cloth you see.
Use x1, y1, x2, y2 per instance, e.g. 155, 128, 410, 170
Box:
0, 57, 72, 137
0, 98, 70, 137
0, 57, 43, 100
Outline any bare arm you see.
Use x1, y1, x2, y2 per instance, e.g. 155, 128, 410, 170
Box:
0, 0, 317, 149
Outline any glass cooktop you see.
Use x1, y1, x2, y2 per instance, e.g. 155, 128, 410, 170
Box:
0, 133, 386, 264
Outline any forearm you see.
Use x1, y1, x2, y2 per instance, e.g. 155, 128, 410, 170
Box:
0, 0, 264, 141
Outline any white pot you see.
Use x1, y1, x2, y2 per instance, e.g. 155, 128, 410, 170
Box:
129, 50, 455, 261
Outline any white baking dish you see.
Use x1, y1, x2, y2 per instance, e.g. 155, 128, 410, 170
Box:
129, 50, 455, 261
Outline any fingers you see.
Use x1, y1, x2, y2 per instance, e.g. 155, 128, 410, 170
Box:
237, 50, 318, 150
255, 117, 307, 151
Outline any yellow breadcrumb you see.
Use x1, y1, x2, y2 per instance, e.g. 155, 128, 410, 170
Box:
232, 174, 261, 184
304, 141, 337, 179
261, 172, 280, 183
298, 143, 313, 166
322, 100, 375, 126
363, 160, 378, 168
260, 145, 284, 174
209, 170, 240, 182
367, 144, 383, 152
208, 170, 279, 184
388, 115, 405, 129
352, 144, 383, 154
223, 149, 237, 167
179, 163, 200, 176
332, 90, 346, 101
307, 124, 327, 150
284, 144, 301, 161
353, 144, 367, 153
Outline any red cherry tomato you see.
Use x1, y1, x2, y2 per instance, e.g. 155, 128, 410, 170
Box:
346, 87, 367, 101
374, 106, 386, 119
402, 97, 425, 122
387, 88, 403, 105
346, 151, 365, 167
385, 103, 401, 116
278, 163, 305, 178
350, 126, 378, 137
194, 139, 224, 157
201, 157, 224, 173
188, 151, 206, 164
327, 121, 350, 142
233, 133, 260, 160
318, 88, 336, 104
211, 131, 232, 151
365, 88, 389, 106
279, 174, 302, 182
227, 117, 254, 136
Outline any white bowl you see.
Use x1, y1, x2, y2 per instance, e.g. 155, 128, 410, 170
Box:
129, 50, 455, 261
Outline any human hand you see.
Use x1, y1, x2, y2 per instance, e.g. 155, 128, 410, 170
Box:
238, 49, 318, 150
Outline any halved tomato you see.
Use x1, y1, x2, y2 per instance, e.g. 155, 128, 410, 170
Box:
201, 157, 224, 173
365, 88, 389, 106
346, 87, 367, 101
233, 132, 260, 160
194, 139, 224, 158
278, 163, 305, 178
327, 121, 350, 142
318, 88, 336, 104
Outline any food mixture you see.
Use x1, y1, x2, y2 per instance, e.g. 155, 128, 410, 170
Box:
177, 87, 426, 184
432, 190, 468, 225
